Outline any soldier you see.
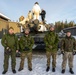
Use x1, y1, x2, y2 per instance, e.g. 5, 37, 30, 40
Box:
44, 25, 59, 72
40, 9, 46, 22
27, 10, 33, 21
18, 28, 34, 71
61, 31, 76, 74
1, 27, 19, 74
32, 2, 41, 20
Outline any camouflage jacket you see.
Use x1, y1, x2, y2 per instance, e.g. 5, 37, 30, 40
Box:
61, 36, 76, 52
19, 35, 34, 52
1, 33, 19, 50
44, 31, 59, 52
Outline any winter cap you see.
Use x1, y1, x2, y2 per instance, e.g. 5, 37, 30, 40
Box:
9, 27, 14, 30
35, 2, 39, 5
50, 23, 55, 28
24, 27, 30, 32
66, 30, 71, 33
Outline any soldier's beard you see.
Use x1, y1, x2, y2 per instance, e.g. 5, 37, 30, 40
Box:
25, 33, 29, 36
26, 33, 29, 35
66, 35, 71, 38
9, 33, 14, 35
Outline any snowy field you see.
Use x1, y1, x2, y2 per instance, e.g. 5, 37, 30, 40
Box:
0, 39, 76, 75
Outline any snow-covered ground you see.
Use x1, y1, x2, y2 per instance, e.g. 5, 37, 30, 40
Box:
0, 39, 76, 75
72, 36, 76, 39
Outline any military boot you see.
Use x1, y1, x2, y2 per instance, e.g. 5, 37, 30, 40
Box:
28, 68, 32, 71
2, 70, 7, 74
12, 69, 16, 73
46, 66, 50, 72
52, 68, 55, 72
61, 69, 65, 74
18, 68, 23, 71
69, 68, 74, 74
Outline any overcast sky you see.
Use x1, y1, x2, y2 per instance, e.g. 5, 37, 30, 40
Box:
0, 0, 76, 23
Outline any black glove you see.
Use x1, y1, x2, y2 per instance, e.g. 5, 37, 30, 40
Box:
73, 51, 76, 55
5, 48, 11, 55
16, 52, 21, 57
61, 51, 64, 55
23, 47, 30, 51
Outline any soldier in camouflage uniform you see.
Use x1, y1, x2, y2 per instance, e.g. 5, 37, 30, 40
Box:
1, 27, 19, 74
61, 31, 76, 74
44, 25, 59, 72
18, 28, 34, 71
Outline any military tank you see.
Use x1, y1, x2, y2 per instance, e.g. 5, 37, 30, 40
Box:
16, 16, 50, 55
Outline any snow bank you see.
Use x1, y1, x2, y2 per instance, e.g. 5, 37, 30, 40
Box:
0, 39, 76, 75
73, 36, 76, 39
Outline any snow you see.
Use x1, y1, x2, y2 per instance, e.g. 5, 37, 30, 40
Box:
72, 36, 76, 39
0, 39, 76, 75
38, 24, 47, 32
0, 13, 10, 20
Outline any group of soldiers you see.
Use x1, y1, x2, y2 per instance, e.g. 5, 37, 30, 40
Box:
1, 25, 76, 74
32, 2, 46, 22
26, 2, 46, 23
19, 2, 46, 32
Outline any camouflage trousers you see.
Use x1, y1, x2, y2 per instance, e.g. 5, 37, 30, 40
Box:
62, 52, 74, 69
19, 52, 32, 69
3, 49, 16, 71
46, 51, 57, 68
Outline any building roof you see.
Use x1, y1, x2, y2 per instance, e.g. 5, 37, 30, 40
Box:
0, 13, 10, 20
63, 26, 76, 30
